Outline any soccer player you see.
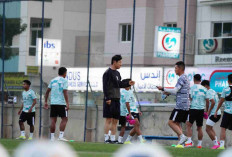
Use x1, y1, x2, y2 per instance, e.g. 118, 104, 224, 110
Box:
185, 74, 207, 148
17, 80, 37, 140
103, 55, 135, 144
44, 67, 69, 141
157, 61, 190, 148
214, 74, 232, 150
201, 80, 221, 149
118, 79, 145, 144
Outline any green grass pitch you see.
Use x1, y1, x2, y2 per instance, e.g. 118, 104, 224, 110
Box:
0, 139, 224, 157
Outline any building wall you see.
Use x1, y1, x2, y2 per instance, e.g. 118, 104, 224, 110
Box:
195, 1, 232, 66
105, 0, 197, 66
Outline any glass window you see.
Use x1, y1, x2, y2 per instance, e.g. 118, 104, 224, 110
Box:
164, 23, 177, 28
213, 23, 222, 37
223, 22, 232, 37
120, 24, 131, 42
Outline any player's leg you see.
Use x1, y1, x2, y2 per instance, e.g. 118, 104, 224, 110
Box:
169, 109, 188, 146
27, 112, 35, 140
17, 112, 26, 140
50, 105, 58, 141
196, 110, 204, 148
58, 105, 68, 141
218, 112, 230, 149
103, 100, 113, 143
206, 115, 220, 149
206, 125, 215, 140
118, 116, 126, 144
197, 126, 203, 148
168, 120, 183, 137
185, 109, 196, 147
104, 118, 112, 142
219, 127, 226, 149
124, 127, 136, 144
110, 118, 119, 142
50, 117, 57, 141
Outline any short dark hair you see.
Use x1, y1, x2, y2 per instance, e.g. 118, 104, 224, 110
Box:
201, 80, 210, 87
23, 80, 31, 86
175, 61, 185, 70
111, 55, 122, 65
58, 67, 67, 76
194, 74, 201, 82
122, 78, 131, 87
228, 74, 232, 83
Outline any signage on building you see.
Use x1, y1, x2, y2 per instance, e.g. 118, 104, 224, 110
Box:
0, 73, 28, 91
36, 38, 61, 66
164, 67, 232, 93
215, 56, 232, 63
154, 26, 181, 59
66, 68, 163, 92
27, 66, 39, 75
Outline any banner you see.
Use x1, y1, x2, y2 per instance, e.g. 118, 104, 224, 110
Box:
164, 67, 232, 93
36, 38, 61, 66
154, 26, 181, 59
66, 68, 163, 92
1, 73, 28, 91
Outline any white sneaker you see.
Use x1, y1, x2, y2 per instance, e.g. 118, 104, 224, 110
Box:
178, 136, 187, 145
58, 137, 68, 142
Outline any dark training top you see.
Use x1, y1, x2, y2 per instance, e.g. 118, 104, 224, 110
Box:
103, 68, 130, 101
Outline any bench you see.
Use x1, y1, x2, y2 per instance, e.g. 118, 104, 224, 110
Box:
143, 136, 178, 143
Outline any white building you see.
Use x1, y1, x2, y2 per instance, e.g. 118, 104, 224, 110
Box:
195, 0, 232, 66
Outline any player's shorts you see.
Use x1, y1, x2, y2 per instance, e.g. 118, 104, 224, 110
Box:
220, 112, 232, 130
187, 109, 204, 127
119, 116, 126, 126
50, 105, 67, 118
131, 112, 140, 122
169, 109, 189, 123
206, 115, 221, 126
103, 99, 120, 120
19, 111, 35, 126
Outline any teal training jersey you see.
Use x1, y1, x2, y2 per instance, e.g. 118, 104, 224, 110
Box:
22, 89, 37, 112
190, 84, 207, 110
48, 76, 68, 105
221, 86, 232, 114
206, 89, 221, 115
120, 89, 138, 116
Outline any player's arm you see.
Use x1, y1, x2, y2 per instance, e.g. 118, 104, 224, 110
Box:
28, 99, 37, 113
18, 103, 23, 115
214, 98, 224, 118
126, 102, 131, 118
205, 98, 209, 113
115, 73, 135, 88
103, 72, 111, 104
63, 90, 69, 111
207, 99, 214, 115
44, 88, 51, 109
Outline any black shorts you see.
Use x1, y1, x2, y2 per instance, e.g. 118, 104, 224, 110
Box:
206, 115, 221, 126
169, 109, 189, 123
19, 111, 35, 126
103, 100, 120, 120
220, 112, 232, 130
131, 112, 140, 122
187, 109, 204, 127
119, 116, 126, 126
50, 105, 67, 118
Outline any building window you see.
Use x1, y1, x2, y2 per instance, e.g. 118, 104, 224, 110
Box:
213, 22, 232, 37
29, 18, 51, 56
120, 24, 131, 42
164, 23, 177, 28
